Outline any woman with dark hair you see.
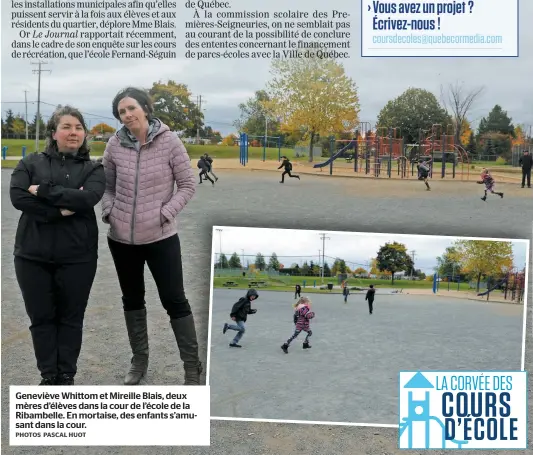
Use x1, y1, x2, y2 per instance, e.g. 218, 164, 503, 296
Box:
102, 87, 202, 385
10, 105, 105, 385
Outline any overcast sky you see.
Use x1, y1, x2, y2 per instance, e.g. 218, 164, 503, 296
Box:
211, 227, 529, 274
1, 1, 532, 136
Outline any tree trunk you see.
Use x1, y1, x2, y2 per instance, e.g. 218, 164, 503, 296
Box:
391, 272, 395, 285
476, 272, 482, 292
308, 130, 315, 163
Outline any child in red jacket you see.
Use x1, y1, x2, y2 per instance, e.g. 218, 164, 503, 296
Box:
478, 169, 504, 201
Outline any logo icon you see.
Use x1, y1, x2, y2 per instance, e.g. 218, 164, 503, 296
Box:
398, 371, 527, 449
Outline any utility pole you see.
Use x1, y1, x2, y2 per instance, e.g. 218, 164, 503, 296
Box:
410, 250, 416, 280
319, 233, 330, 282
24, 90, 29, 140
31, 62, 50, 153
265, 113, 268, 146
216, 228, 223, 267
195, 94, 203, 145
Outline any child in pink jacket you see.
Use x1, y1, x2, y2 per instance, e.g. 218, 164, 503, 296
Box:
281, 297, 315, 353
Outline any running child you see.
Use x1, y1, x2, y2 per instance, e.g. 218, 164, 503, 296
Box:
416, 158, 432, 191
478, 168, 504, 201
197, 156, 215, 185
281, 296, 315, 353
278, 156, 300, 183
203, 153, 218, 182
294, 284, 301, 299
222, 289, 258, 348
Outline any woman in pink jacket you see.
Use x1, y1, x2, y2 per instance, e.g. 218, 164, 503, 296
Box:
102, 87, 202, 385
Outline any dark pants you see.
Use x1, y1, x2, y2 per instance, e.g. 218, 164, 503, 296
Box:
522, 168, 531, 187
207, 166, 218, 180
108, 235, 191, 319
281, 170, 298, 182
286, 328, 312, 345
368, 299, 374, 313
199, 170, 214, 184
295, 291, 300, 299
14, 256, 97, 379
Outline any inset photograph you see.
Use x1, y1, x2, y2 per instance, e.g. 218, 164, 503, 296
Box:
207, 227, 528, 425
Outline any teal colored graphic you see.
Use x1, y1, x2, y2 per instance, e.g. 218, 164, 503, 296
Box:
399, 372, 468, 449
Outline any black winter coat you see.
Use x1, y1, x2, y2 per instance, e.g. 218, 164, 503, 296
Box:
10, 149, 106, 264
278, 159, 292, 171
365, 289, 376, 301
519, 154, 532, 170
197, 157, 209, 171
230, 297, 257, 322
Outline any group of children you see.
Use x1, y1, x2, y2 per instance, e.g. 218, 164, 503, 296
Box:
276, 156, 504, 202
193, 149, 508, 201
416, 158, 504, 201
197, 153, 218, 185
221, 285, 377, 353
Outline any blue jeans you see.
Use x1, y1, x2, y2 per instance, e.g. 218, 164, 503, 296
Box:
227, 321, 245, 344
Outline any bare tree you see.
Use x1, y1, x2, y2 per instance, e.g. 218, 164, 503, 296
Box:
440, 81, 484, 146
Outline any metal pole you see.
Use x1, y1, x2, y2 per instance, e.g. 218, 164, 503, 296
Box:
36, 65, 41, 152
24, 90, 29, 140
388, 128, 392, 178
329, 136, 334, 176
216, 228, 222, 266
319, 233, 330, 283
263, 114, 267, 162
196, 95, 202, 145
442, 134, 446, 178
31, 62, 50, 153
354, 132, 359, 173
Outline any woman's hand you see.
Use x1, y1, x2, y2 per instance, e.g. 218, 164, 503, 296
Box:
60, 209, 75, 216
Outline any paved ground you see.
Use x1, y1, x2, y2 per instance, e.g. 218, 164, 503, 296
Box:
2, 168, 531, 455
209, 290, 524, 424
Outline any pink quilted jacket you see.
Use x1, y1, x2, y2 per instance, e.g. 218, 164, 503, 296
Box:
101, 119, 195, 245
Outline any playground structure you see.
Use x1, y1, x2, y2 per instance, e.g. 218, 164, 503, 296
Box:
2, 145, 28, 159
399, 386, 468, 449
239, 132, 283, 164
432, 268, 526, 303
313, 123, 471, 180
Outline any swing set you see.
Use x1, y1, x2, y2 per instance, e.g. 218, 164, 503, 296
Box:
239, 132, 283, 165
